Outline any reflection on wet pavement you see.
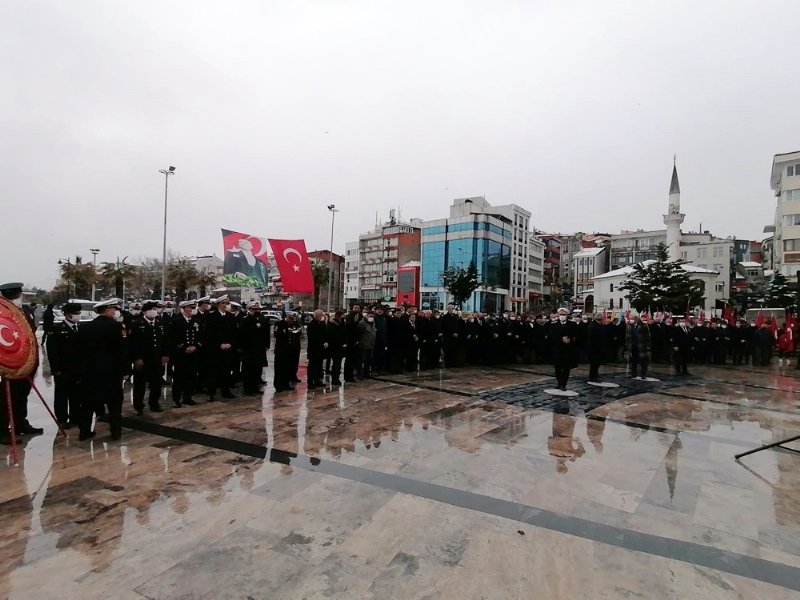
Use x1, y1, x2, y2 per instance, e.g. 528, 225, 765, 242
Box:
2, 356, 800, 598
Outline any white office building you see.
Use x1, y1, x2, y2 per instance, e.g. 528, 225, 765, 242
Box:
771, 150, 800, 277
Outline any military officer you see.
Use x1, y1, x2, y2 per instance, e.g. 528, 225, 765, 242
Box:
46, 302, 85, 427
205, 295, 238, 401
169, 300, 202, 407
273, 313, 303, 392
81, 298, 128, 440
239, 301, 271, 395
193, 296, 212, 393
130, 300, 169, 414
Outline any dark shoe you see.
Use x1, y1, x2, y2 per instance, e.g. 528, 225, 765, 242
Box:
19, 422, 44, 435
110, 429, 121, 441
97, 414, 109, 423
59, 421, 72, 430
344, 378, 355, 383
221, 391, 235, 399
208, 396, 217, 402
0, 432, 22, 445
331, 379, 342, 385
78, 431, 96, 441
150, 405, 164, 413
183, 399, 197, 406
173, 401, 182, 408
134, 407, 144, 416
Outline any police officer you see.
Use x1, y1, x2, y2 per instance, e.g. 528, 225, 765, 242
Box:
0, 282, 43, 444
130, 300, 169, 414
169, 300, 202, 407
46, 302, 85, 427
239, 301, 271, 395
81, 298, 128, 440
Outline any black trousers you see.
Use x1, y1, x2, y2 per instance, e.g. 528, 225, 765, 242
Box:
242, 351, 267, 394
554, 366, 571, 388
629, 350, 649, 378
54, 374, 81, 424
172, 352, 197, 403
207, 349, 234, 396
1, 378, 31, 432
133, 359, 164, 409
274, 348, 299, 390
443, 339, 460, 368
673, 349, 689, 375
307, 352, 324, 385
88, 377, 122, 436
344, 345, 359, 381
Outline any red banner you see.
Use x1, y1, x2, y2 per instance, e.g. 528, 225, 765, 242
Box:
221, 229, 270, 287
0, 298, 37, 379
268, 239, 314, 293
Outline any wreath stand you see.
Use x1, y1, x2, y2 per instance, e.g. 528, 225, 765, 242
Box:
734, 435, 800, 461
2, 376, 65, 467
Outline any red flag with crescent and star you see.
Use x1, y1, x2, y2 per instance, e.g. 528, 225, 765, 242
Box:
268, 239, 314, 293
0, 297, 37, 379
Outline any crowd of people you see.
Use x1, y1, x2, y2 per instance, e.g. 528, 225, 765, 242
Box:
0, 278, 792, 445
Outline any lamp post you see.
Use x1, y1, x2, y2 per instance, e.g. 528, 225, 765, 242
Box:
90, 248, 100, 301
58, 258, 72, 297
158, 166, 176, 301
326, 204, 339, 313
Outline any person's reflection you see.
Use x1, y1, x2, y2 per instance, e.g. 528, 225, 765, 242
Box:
586, 416, 606, 454
664, 435, 682, 501
547, 412, 585, 474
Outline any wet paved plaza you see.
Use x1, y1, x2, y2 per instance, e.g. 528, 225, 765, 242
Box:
2, 350, 800, 599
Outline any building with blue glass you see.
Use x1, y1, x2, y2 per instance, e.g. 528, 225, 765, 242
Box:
420, 197, 531, 313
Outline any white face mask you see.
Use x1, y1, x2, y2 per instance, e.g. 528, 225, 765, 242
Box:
114, 310, 123, 322
558, 315, 567, 322
67, 313, 81, 324
366, 317, 374, 323
144, 309, 158, 319
190, 309, 198, 317
11, 297, 22, 307
130, 309, 141, 316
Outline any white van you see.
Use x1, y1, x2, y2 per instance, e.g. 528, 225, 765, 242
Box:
54, 299, 98, 323
744, 307, 786, 326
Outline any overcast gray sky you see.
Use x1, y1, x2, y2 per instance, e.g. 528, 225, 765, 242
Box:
2, 0, 798, 289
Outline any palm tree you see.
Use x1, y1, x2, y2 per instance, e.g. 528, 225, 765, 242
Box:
168, 258, 212, 301
100, 257, 139, 299
60, 256, 96, 299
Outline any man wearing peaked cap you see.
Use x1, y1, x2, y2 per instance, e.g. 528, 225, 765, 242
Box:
0, 282, 44, 443
81, 296, 127, 440
130, 298, 170, 414
239, 300, 270, 395
46, 302, 85, 428
169, 300, 202, 407
193, 297, 213, 394
205, 294, 237, 401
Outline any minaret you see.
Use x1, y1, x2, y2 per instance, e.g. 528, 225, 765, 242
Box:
663, 157, 684, 261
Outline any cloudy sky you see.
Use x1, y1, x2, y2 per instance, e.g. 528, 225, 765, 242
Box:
2, 0, 798, 289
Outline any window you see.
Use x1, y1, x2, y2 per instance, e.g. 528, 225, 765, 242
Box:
789, 165, 797, 177
784, 189, 800, 202
713, 264, 723, 271
609, 283, 614, 293
681, 251, 688, 259
697, 248, 707, 258
784, 214, 800, 226
712, 246, 721, 257
784, 239, 800, 252
610, 298, 614, 309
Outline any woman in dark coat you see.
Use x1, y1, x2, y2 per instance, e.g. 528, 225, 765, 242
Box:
547, 308, 578, 390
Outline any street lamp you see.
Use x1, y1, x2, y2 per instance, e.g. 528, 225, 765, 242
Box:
158, 166, 176, 301
90, 248, 100, 301
326, 204, 339, 313
58, 258, 72, 297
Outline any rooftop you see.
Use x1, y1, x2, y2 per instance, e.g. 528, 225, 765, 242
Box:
593, 259, 718, 280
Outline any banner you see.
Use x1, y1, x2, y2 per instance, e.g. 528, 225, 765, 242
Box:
221, 229, 270, 288
268, 239, 314, 293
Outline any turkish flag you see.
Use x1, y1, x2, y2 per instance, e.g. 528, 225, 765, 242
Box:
268, 239, 314, 293
755, 310, 765, 327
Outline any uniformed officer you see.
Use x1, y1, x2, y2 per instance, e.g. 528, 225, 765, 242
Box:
273, 313, 303, 391
193, 296, 212, 393
239, 301, 271, 395
81, 298, 128, 440
205, 295, 238, 401
46, 302, 85, 427
168, 300, 202, 407
130, 300, 169, 414
0, 282, 43, 444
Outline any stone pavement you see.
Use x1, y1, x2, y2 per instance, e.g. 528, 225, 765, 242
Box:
1, 351, 800, 599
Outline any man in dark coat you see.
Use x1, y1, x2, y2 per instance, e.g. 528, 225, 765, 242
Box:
326, 310, 347, 385
168, 300, 203, 406
670, 317, 693, 375
306, 309, 328, 389
586, 313, 607, 382
343, 305, 363, 382
41, 303, 55, 346
273, 313, 303, 391
238, 301, 271, 395
129, 300, 170, 414
730, 319, 749, 365
205, 296, 239, 401
81, 298, 128, 440
626, 312, 652, 378
441, 304, 462, 368
547, 307, 578, 390
193, 297, 212, 393
46, 302, 85, 427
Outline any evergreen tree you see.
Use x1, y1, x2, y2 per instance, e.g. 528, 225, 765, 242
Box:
764, 272, 796, 308
442, 261, 480, 308
618, 243, 704, 313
